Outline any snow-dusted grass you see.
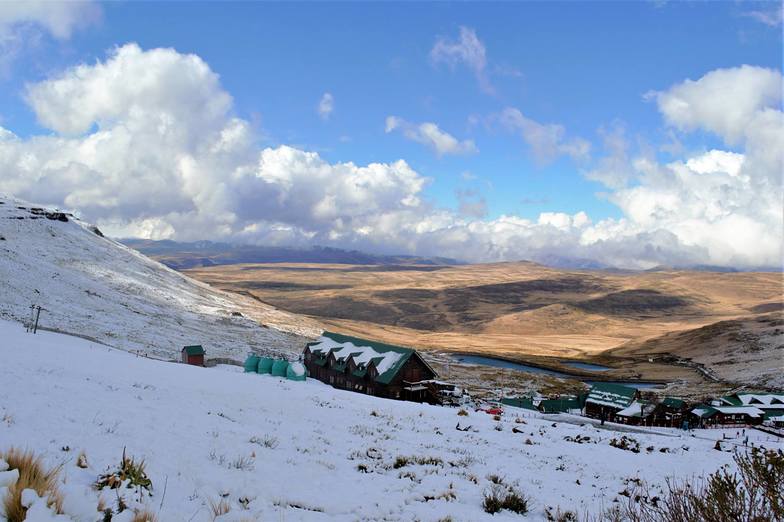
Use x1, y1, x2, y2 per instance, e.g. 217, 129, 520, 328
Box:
1, 320, 781, 521
0, 197, 313, 362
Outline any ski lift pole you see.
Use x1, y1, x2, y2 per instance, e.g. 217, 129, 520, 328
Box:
32, 305, 42, 334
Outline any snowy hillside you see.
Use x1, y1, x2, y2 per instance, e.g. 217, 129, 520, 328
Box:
0, 197, 319, 360
2, 321, 781, 521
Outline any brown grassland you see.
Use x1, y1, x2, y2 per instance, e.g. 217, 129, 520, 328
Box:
185, 261, 783, 393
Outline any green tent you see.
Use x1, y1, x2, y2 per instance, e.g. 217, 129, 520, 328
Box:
243, 355, 260, 373
271, 359, 289, 377
257, 357, 274, 374
286, 361, 307, 382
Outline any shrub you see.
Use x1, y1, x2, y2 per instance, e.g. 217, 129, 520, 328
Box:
545, 506, 579, 521
0, 447, 64, 522
393, 455, 442, 469
502, 486, 529, 515
249, 434, 279, 449
229, 455, 254, 471
457, 409, 469, 416
487, 474, 505, 485
94, 447, 152, 504
393, 456, 410, 469
611, 448, 784, 522
609, 436, 640, 453
482, 481, 529, 516
482, 484, 505, 514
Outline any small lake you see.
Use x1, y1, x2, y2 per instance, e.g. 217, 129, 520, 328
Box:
560, 361, 611, 372
451, 354, 663, 389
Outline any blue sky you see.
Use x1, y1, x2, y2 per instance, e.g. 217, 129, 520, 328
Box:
0, 1, 782, 267
4, 1, 779, 221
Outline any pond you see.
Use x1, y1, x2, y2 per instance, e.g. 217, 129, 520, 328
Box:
560, 361, 611, 372
450, 354, 664, 389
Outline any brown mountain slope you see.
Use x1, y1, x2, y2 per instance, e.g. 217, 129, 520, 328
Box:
610, 312, 784, 389
183, 261, 782, 387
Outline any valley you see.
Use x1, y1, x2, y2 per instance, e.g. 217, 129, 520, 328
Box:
184, 262, 783, 392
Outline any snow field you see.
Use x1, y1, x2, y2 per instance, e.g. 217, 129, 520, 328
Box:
2, 321, 781, 521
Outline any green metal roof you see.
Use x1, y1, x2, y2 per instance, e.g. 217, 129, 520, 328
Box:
661, 397, 686, 409
719, 395, 743, 407
585, 382, 636, 409
539, 398, 582, 413
308, 331, 436, 385
764, 409, 784, 420
691, 406, 718, 418
183, 345, 205, 356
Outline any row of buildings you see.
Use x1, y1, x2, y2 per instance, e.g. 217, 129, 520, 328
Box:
503, 383, 784, 429
189, 332, 782, 430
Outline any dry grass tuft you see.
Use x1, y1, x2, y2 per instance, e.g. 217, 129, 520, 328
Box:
208, 497, 231, 519
131, 508, 159, 522
0, 447, 64, 522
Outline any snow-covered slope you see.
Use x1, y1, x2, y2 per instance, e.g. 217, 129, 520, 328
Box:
2, 321, 780, 521
0, 197, 318, 360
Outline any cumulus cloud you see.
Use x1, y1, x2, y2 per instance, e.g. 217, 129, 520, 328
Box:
0, 45, 781, 269
385, 116, 478, 156
650, 65, 782, 145
317, 92, 334, 120
430, 26, 493, 94
498, 107, 591, 165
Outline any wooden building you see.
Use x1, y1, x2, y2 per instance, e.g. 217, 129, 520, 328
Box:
690, 405, 765, 428
303, 332, 438, 403
584, 383, 639, 423
181, 345, 205, 366
650, 397, 689, 428
614, 401, 656, 426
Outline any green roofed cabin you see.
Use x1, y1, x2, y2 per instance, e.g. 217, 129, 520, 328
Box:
303, 331, 438, 403
584, 383, 638, 423
182, 345, 205, 367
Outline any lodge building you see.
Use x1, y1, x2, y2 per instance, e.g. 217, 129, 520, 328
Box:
303, 331, 439, 402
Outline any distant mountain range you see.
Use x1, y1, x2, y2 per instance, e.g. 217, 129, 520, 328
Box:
121, 239, 780, 272
121, 239, 463, 269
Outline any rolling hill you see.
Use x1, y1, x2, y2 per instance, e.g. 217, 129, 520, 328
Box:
183, 261, 783, 389
0, 197, 319, 360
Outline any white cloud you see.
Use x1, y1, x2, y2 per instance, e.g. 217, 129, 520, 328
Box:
742, 4, 783, 27
430, 26, 493, 94
0, 0, 100, 39
0, 46, 781, 269
650, 65, 782, 145
498, 107, 591, 165
385, 116, 478, 156
583, 123, 632, 189
0, 0, 100, 72
317, 92, 334, 120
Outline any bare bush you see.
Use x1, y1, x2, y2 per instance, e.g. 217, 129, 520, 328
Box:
606, 448, 784, 522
